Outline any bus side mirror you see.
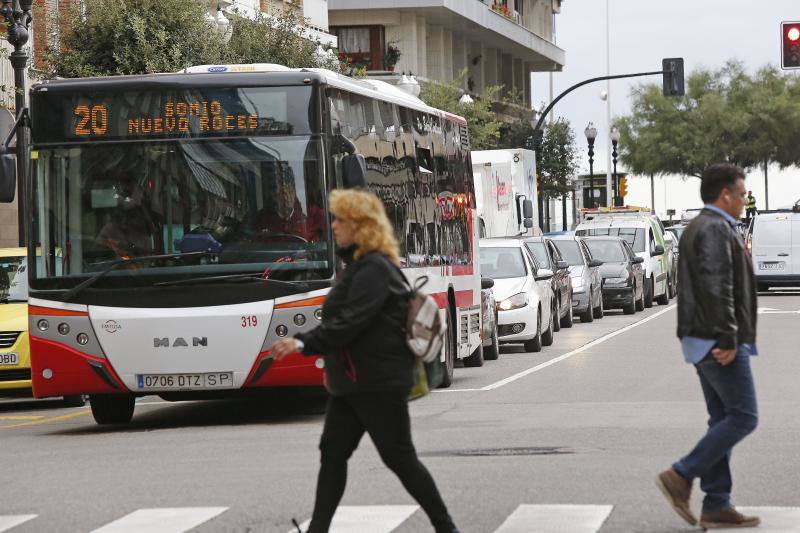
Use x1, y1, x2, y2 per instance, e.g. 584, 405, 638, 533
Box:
341, 153, 367, 189
522, 199, 534, 219
0, 146, 16, 203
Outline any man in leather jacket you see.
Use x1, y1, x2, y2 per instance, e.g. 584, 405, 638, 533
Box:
656, 163, 760, 529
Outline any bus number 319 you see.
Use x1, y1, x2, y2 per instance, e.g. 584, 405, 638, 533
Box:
241, 315, 257, 328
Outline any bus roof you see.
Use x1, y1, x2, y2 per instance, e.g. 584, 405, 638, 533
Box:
33, 65, 467, 125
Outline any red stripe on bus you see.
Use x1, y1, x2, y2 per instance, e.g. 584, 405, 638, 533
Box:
430, 289, 474, 309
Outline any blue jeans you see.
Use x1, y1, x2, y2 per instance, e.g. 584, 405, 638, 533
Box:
673, 355, 758, 512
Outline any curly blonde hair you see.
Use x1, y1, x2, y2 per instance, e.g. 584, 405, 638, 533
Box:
329, 189, 400, 266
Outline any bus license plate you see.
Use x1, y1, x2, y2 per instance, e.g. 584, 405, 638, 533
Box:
136, 372, 234, 390
0, 352, 18, 366
759, 262, 785, 271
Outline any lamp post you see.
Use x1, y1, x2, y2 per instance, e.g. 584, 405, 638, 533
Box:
2, 0, 33, 246
610, 125, 620, 207
584, 122, 598, 208
206, 1, 232, 43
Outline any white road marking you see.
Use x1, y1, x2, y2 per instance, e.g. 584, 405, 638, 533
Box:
493, 504, 613, 533
479, 305, 677, 391
725, 507, 800, 532
758, 310, 800, 314
89, 507, 228, 533
0, 515, 37, 532
290, 505, 419, 533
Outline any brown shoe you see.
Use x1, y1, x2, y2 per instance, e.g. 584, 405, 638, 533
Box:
656, 468, 697, 525
699, 507, 760, 529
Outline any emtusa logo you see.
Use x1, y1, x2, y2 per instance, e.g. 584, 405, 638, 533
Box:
102, 320, 121, 334
208, 66, 228, 73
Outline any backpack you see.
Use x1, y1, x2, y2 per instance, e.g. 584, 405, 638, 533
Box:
396, 272, 447, 363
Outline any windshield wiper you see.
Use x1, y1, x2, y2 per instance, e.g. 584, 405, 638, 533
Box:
154, 272, 309, 291
61, 251, 218, 301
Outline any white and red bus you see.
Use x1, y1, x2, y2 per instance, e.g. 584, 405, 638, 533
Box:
7, 64, 482, 424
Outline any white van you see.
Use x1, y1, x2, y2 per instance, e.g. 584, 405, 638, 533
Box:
748, 209, 800, 290
575, 215, 670, 307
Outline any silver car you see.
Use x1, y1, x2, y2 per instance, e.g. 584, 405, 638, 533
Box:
550, 236, 603, 323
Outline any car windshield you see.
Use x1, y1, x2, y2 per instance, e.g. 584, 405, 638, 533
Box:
552, 240, 584, 266
0, 255, 26, 301
31, 136, 331, 291
669, 227, 684, 241
524, 241, 550, 269
585, 240, 626, 263
576, 227, 645, 252
480, 247, 527, 279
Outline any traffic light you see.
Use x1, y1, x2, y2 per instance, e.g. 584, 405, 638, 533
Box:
662, 58, 685, 97
619, 177, 628, 198
782, 21, 800, 69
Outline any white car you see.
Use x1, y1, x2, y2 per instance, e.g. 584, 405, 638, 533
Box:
747, 208, 800, 291
479, 238, 555, 353
575, 215, 670, 307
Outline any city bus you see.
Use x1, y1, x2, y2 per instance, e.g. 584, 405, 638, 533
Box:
0, 64, 482, 424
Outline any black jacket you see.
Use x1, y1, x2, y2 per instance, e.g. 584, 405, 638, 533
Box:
296, 247, 414, 395
677, 208, 757, 349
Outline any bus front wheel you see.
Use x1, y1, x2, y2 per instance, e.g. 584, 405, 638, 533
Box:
89, 394, 135, 425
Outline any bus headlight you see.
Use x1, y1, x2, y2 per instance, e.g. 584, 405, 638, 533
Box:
77, 333, 90, 346
293, 314, 306, 326
37, 319, 50, 332
276, 325, 288, 337
58, 323, 70, 335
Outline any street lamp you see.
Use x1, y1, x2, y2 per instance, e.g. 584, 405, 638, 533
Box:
610, 125, 621, 207
206, 1, 232, 43
458, 93, 474, 105
584, 122, 598, 208
1, 0, 33, 246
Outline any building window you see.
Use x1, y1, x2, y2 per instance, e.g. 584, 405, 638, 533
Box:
332, 25, 385, 71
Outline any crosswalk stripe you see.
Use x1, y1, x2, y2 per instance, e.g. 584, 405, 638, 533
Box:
493, 505, 613, 533
290, 505, 419, 533
733, 507, 800, 532
0, 515, 37, 532
89, 507, 228, 533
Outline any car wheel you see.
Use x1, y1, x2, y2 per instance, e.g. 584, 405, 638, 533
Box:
656, 280, 670, 305
593, 292, 604, 319
581, 291, 595, 323
552, 297, 561, 332
667, 274, 676, 299
644, 277, 654, 308
635, 281, 645, 311
463, 340, 485, 367
542, 305, 555, 347
560, 299, 574, 328
484, 326, 500, 361
438, 307, 456, 388
623, 288, 636, 315
62, 395, 85, 408
89, 394, 135, 425
523, 309, 543, 352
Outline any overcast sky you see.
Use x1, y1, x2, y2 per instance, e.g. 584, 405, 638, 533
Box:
532, 0, 800, 216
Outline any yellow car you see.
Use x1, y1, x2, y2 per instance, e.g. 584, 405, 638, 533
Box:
0, 248, 84, 406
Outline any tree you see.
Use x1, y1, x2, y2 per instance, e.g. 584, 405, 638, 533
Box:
44, 0, 344, 78
419, 70, 504, 150
616, 61, 800, 178
535, 119, 580, 200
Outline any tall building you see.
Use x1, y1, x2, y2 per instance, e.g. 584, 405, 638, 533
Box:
328, 0, 565, 106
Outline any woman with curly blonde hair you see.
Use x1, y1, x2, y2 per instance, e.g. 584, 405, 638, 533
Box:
271, 189, 458, 533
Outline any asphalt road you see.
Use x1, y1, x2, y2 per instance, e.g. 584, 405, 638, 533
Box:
2, 290, 800, 533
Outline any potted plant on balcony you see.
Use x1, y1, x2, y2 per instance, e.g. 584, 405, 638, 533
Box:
382, 43, 402, 72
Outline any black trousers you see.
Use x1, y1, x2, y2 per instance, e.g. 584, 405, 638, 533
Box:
307, 391, 456, 533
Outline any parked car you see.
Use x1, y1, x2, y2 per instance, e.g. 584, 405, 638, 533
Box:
663, 231, 678, 298
550, 236, 604, 323
576, 214, 670, 307
681, 208, 702, 224
520, 236, 575, 328
747, 208, 800, 291
582, 237, 645, 314
0, 252, 83, 406
478, 278, 500, 362
479, 238, 555, 353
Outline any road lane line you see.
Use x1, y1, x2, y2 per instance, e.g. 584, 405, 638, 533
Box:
480, 305, 677, 391
90, 507, 228, 533
735, 507, 800, 532
290, 505, 419, 533
493, 505, 612, 533
0, 515, 37, 532
0, 415, 44, 420
2, 409, 91, 428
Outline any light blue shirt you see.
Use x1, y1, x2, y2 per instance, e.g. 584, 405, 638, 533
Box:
680, 205, 758, 364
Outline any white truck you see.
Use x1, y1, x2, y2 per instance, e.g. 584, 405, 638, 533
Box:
471, 149, 540, 239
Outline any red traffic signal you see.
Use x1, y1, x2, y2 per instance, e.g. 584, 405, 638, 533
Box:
782, 21, 800, 69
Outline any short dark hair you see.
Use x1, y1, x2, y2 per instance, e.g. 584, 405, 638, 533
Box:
700, 163, 745, 203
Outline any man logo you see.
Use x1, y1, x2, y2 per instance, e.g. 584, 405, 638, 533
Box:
153, 337, 208, 348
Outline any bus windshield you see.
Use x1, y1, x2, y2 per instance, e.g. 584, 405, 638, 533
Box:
31, 136, 331, 291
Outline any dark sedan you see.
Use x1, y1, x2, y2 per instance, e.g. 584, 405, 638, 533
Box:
521, 236, 574, 329
582, 237, 645, 315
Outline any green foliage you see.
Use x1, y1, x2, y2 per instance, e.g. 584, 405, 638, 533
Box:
536, 119, 581, 199
44, 0, 345, 78
420, 69, 503, 150
616, 61, 800, 177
